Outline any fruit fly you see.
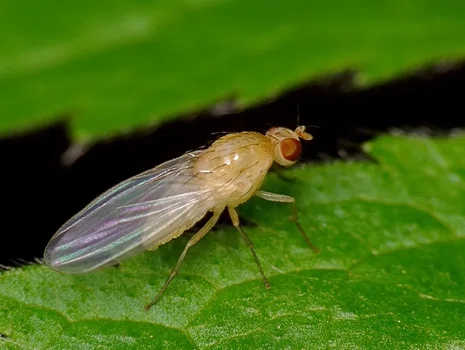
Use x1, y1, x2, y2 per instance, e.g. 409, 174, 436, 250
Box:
44, 126, 317, 310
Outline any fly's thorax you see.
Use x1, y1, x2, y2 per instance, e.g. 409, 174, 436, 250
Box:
193, 132, 273, 204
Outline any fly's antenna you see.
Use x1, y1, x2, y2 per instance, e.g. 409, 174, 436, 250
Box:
296, 104, 319, 130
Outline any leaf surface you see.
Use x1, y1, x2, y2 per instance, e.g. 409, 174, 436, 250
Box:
2, 134, 465, 349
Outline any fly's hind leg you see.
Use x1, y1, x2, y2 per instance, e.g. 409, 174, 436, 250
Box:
228, 207, 270, 289
255, 190, 319, 253
144, 211, 221, 311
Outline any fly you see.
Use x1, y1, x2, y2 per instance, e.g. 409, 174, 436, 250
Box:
44, 126, 317, 310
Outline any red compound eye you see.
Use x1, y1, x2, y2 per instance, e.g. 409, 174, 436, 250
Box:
280, 138, 301, 161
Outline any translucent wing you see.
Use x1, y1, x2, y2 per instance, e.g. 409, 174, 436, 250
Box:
44, 151, 214, 274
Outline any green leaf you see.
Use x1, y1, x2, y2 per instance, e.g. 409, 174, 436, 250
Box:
2, 133, 465, 349
1, 0, 465, 139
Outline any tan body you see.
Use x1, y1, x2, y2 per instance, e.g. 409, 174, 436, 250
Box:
146, 132, 273, 251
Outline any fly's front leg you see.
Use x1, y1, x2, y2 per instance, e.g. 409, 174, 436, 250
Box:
228, 207, 270, 290
144, 211, 221, 311
255, 190, 319, 253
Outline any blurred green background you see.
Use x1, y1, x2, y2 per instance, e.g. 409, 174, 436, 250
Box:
1, 0, 464, 140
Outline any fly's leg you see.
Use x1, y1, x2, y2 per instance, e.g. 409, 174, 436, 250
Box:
228, 207, 270, 289
255, 190, 319, 253
144, 211, 221, 311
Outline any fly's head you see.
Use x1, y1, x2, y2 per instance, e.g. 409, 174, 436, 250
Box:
265, 126, 313, 166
